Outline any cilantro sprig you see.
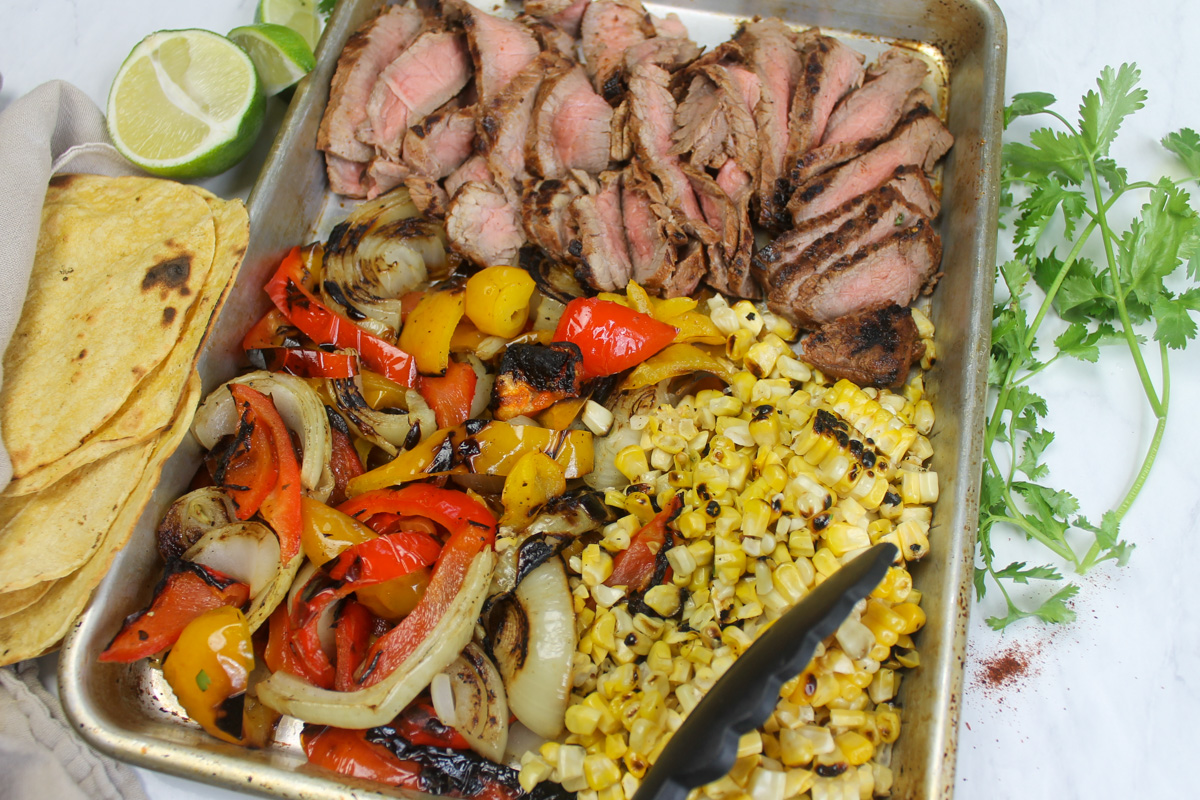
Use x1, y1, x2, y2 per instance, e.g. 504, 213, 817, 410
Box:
979, 64, 1200, 629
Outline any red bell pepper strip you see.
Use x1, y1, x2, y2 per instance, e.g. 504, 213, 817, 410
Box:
265, 247, 419, 388
334, 600, 374, 692
250, 347, 359, 379
418, 360, 477, 429
394, 700, 472, 750
343, 486, 496, 688
553, 297, 677, 379
365, 514, 440, 538
606, 494, 683, 593
230, 384, 302, 563
326, 532, 442, 584
242, 307, 302, 351
99, 563, 250, 663
302, 726, 422, 789
207, 400, 277, 520
326, 415, 365, 507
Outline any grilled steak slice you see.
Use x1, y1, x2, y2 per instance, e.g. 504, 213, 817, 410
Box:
479, 53, 561, 196
525, 0, 590, 37
364, 157, 409, 199
445, 180, 526, 267
787, 106, 953, 223
686, 165, 757, 298
448, 0, 541, 103
763, 189, 923, 300
671, 63, 760, 173
627, 63, 704, 224
771, 218, 942, 326
522, 178, 584, 261
890, 164, 940, 218
789, 48, 930, 184
800, 304, 925, 387
623, 34, 702, 74
734, 18, 804, 229
520, 15, 577, 56
326, 153, 370, 198
569, 171, 633, 292
445, 154, 493, 200
405, 175, 451, 219
784, 35, 864, 178
581, 0, 655, 100
402, 106, 476, 179
357, 31, 472, 159
494, 342, 585, 420
528, 63, 614, 179
622, 166, 704, 298
318, 6, 425, 165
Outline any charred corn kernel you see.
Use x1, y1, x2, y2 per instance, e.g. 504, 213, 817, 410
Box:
582, 544, 615, 586
729, 300, 763, 335
687, 539, 715, 567
908, 435, 935, 464
834, 618, 875, 660
677, 509, 708, 540
598, 785, 624, 800
559, 744, 587, 782
592, 583, 626, 609
741, 498, 771, 539
761, 311, 798, 342
744, 339, 785, 378
772, 563, 808, 605
519, 755, 554, 791
892, 602, 926, 634
784, 768, 815, 798
711, 305, 740, 336
875, 707, 901, 743
644, 584, 682, 616
726, 328, 755, 361
585, 754, 621, 791
605, 732, 629, 760
616, 446, 650, 482
797, 725, 836, 755
895, 519, 930, 561
567, 705, 604, 737
749, 413, 781, 448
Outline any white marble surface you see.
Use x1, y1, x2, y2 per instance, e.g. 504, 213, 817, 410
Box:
3, 0, 1200, 798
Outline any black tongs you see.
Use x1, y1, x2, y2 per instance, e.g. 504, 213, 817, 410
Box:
631, 542, 898, 800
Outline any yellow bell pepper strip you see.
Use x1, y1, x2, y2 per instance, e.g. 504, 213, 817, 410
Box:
345, 420, 594, 495
99, 562, 250, 663
162, 606, 255, 745
537, 396, 589, 429
464, 266, 536, 338
398, 289, 465, 376
360, 370, 410, 410
553, 297, 677, 379
621, 342, 739, 391
500, 452, 566, 526
230, 384, 302, 563
339, 486, 496, 688
300, 496, 377, 566
265, 247, 418, 388
663, 310, 725, 345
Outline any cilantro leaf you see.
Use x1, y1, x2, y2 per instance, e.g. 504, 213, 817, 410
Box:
1162, 128, 1200, 176
318, 0, 336, 15
973, 566, 988, 600
1120, 181, 1200, 311
1053, 322, 1102, 362
1013, 184, 1087, 259
196, 669, 211, 692
1017, 428, 1055, 480
1005, 92, 1057, 127
1152, 294, 1197, 349
1079, 63, 1146, 158
993, 562, 1063, 583
1004, 129, 1086, 185
1031, 583, 1080, 625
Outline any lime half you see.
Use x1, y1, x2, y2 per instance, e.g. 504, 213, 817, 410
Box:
107, 29, 265, 179
229, 23, 316, 96
256, 0, 323, 51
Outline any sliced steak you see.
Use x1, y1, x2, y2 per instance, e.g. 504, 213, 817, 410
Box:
800, 304, 925, 387
445, 154, 494, 200
671, 63, 759, 173
622, 166, 703, 298
627, 63, 704, 224
581, 0, 655, 100
569, 171, 633, 292
788, 48, 929, 184
527, 63, 614, 179
890, 164, 940, 218
445, 180, 526, 267
405, 175, 451, 219
357, 31, 473, 159
318, 6, 425, 165
402, 106, 476, 179
449, 0, 541, 103
623, 35, 702, 74
734, 18, 803, 228
783, 35, 865, 177
787, 106, 953, 223
763, 188, 923, 299
686, 165, 757, 298
519, 15, 578, 57
522, 177, 584, 261
525, 0, 590, 37
478, 53, 561, 195
326, 153, 370, 198
772, 218, 942, 326
365, 157, 409, 199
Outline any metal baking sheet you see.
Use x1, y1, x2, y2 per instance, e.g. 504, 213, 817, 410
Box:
58, 0, 1005, 798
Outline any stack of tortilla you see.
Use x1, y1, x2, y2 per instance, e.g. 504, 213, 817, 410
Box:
0, 174, 248, 665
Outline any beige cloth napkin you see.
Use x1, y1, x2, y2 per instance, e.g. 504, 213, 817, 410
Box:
0, 77, 148, 800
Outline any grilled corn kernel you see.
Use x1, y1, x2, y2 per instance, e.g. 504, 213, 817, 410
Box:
737, 730, 764, 758
892, 602, 926, 634
644, 584, 682, 616
895, 519, 930, 561
616, 446, 651, 482
567, 705, 604, 736
585, 754, 621, 790
519, 755, 554, 791
582, 544, 615, 586
677, 509, 708, 540
875, 707, 901, 743
824, 522, 871, 557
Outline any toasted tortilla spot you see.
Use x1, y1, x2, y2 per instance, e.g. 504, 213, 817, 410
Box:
142, 255, 192, 293
163, 307, 176, 325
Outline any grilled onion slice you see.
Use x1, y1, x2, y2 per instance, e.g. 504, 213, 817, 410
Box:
438, 643, 509, 762
325, 377, 435, 457
156, 487, 239, 563
183, 522, 302, 633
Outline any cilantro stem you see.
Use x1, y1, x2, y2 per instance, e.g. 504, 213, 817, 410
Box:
983, 448, 1078, 563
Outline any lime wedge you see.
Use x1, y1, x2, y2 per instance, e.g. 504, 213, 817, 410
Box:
229, 23, 316, 96
256, 0, 323, 51
107, 29, 265, 179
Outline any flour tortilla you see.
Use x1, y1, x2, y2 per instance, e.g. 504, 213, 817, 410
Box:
0, 175, 215, 479
0, 372, 201, 666
3, 194, 248, 497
